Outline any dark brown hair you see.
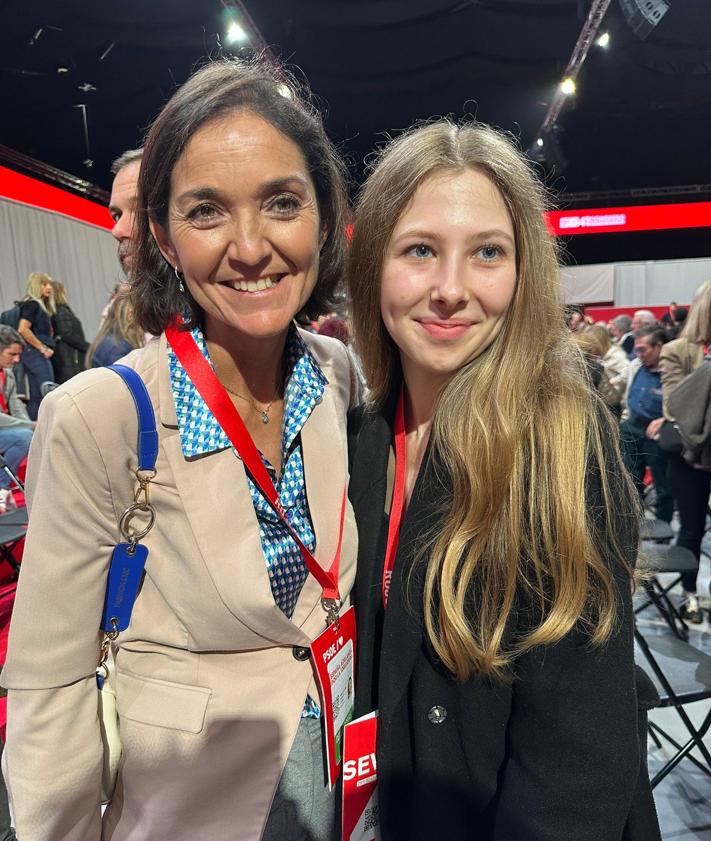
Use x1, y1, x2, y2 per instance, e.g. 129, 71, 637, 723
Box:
131, 57, 349, 336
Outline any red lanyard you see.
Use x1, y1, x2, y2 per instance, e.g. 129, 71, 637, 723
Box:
166, 321, 344, 603
382, 387, 406, 608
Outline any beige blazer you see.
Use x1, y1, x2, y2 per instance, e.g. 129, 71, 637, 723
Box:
1, 330, 358, 841
659, 337, 705, 421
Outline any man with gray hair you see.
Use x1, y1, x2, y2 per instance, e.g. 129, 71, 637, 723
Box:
108, 148, 143, 275
631, 309, 657, 333
0, 326, 34, 507
610, 314, 634, 356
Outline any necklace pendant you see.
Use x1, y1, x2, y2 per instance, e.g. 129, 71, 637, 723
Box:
261, 411, 269, 424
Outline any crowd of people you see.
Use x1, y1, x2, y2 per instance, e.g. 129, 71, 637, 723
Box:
2, 54, 709, 841
569, 292, 711, 625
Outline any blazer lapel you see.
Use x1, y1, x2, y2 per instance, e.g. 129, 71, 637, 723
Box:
156, 337, 313, 647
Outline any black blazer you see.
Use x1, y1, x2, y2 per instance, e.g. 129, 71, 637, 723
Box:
51, 304, 89, 383
348, 393, 661, 841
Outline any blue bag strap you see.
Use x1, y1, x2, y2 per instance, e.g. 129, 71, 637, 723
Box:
97, 366, 158, 643
108, 364, 158, 471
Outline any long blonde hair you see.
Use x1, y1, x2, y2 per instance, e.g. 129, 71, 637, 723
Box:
24, 271, 55, 316
681, 279, 711, 344
349, 121, 637, 681
86, 295, 143, 367
51, 280, 69, 308
573, 324, 612, 358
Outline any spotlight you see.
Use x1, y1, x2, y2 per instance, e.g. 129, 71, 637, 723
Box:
226, 21, 249, 45
560, 77, 576, 95
57, 66, 69, 74
536, 137, 544, 147
596, 32, 610, 48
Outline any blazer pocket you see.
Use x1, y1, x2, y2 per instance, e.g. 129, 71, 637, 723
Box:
116, 669, 212, 734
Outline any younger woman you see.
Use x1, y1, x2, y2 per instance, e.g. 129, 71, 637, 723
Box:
348, 121, 659, 841
85, 294, 144, 368
50, 280, 89, 383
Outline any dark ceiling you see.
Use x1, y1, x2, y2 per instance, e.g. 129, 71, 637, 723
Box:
2, 0, 711, 261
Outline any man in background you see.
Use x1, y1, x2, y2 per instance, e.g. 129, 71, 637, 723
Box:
108, 148, 142, 276
659, 301, 678, 330
610, 314, 634, 356
620, 327, 673, 523
0, 325, 34, 510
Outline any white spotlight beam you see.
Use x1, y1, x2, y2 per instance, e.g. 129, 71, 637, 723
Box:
539, 0, 613, 137
219, 0, 272, 56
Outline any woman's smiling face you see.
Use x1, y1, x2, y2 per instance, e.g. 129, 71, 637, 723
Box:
379, 167, 517, 385
151, 109, 324, 342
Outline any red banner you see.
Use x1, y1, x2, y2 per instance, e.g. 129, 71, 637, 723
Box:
545, 202, 711, 236
0, 165, 112, 230
584, 304, 688, 323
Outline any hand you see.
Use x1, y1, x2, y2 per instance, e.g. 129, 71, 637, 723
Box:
42, 346, 54, 359
646, 417, 664, 440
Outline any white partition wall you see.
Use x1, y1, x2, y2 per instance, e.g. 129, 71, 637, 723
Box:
561, 256, 711, 306
0, 197, 120, 340
615, 257, 711, 306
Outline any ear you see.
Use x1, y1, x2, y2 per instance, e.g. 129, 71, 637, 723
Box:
149, 217, 180, 272
318, 223, 329, 251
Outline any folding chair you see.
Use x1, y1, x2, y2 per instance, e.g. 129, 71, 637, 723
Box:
638, 519, 673, 542
0, 507, 28, 577
635, 542, 697, 640
634, 629, 711, 788
0, 453, 24, 494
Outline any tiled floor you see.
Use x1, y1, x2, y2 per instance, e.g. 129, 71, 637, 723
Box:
635, 530, 711, 841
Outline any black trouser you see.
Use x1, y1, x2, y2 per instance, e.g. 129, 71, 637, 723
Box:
620, 417, 674, 523
667, 452, 711, 592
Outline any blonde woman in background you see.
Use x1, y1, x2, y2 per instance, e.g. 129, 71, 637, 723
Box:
653, 279, 711, 623
85, 294, 144, 368
50, 281, 89, 383
574, 324, 630, 412
17, 271, 55, 419
348, 121, 660, 841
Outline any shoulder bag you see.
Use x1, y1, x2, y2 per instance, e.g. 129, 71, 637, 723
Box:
97, 364, 158, 803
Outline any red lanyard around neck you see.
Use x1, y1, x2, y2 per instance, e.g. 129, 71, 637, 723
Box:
382, 387, 407, 608
165, 320, 344, 604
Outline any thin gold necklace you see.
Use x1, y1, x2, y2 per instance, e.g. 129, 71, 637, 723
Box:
221, 384, 277, 424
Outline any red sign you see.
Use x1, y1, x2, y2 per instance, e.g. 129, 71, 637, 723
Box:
0, 165, 112, 230
342, 711, 380, 841
545, 201, 711, 236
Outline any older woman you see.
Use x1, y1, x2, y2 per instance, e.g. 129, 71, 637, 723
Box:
347, 121, 659, 841
17, 271, 56, 418
653, 278, 711, 623
2, 59, 356, 841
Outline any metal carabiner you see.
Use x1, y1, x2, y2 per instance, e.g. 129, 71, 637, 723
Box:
119, 502, 156, 544
321, 597, 342, 631
97, 617, 119, 675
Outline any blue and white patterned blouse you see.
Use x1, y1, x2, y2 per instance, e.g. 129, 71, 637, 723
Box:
168, 323, 327, 718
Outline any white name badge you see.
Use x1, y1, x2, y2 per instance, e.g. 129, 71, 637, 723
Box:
310, 605, 356, 789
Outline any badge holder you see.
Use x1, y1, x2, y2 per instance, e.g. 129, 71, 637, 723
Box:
310, 601, 357, 789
